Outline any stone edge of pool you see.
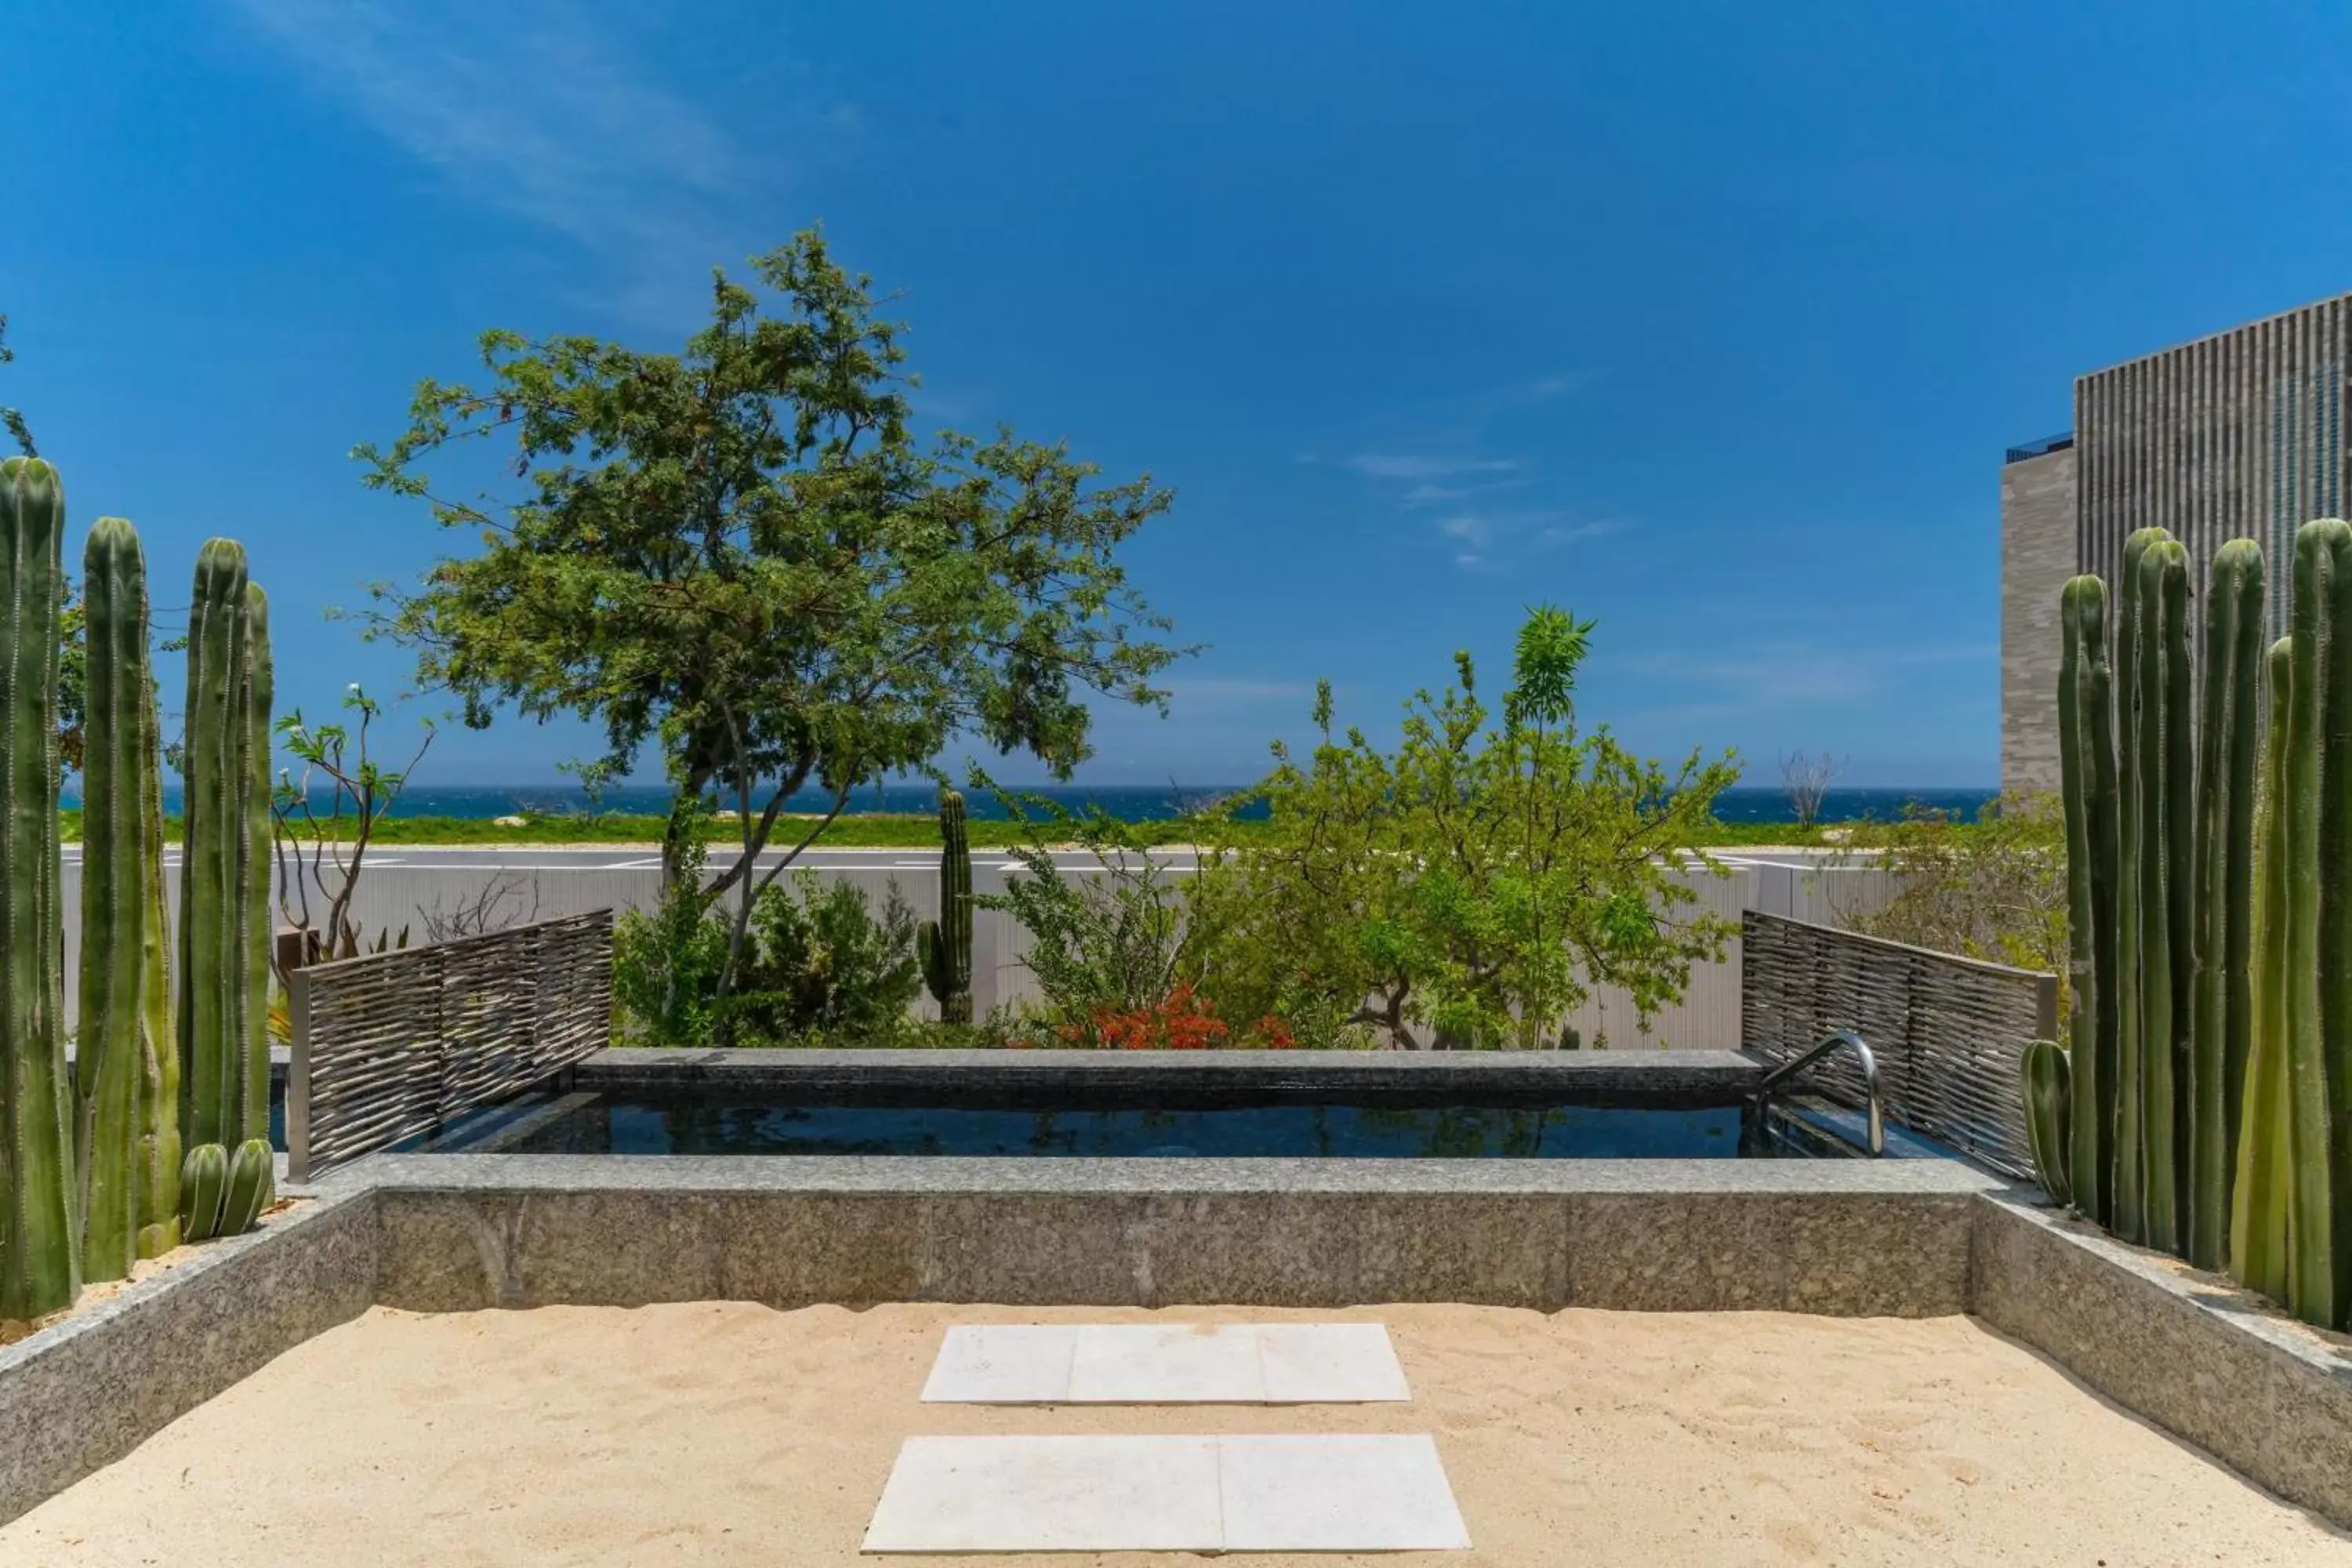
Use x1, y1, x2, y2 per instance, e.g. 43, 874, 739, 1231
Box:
6, 1163, 2350, 1532
564, 1045, 1766, 1096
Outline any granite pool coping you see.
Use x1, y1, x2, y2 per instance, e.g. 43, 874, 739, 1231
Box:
570, 1047, 1763, 1100
358, 1150, 2000, 1196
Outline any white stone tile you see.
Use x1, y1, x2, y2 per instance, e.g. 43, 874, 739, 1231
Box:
1255, 1322, 1413, 1403
861, 1436, 1224, 1553
1066, 1323, 1267, 1403
920, 1325, 1078, 1403
1218, 1434, 1472, 1552
920, 1321, 1414, 1404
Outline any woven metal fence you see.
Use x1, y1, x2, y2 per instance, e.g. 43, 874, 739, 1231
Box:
1740, 911, 2058, 1178
286, 910, 614, 1180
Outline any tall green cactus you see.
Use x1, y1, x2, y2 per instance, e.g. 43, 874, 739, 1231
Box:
2132, 537, 2192, 1254
2110, 526, 2166, 1240
920, 787, 975, 1025
2188, 539, 2264, 1270
0, 456, 75, 1318
2284, 518, 2352, 1328
178, 543, 274, 1216
75, 519, 158, 1284
2057, 521, 2352, 1330
2232, 637, 2295, 1300
2058, 575, 2120, 1225
240, 585, 273, 1153
135, 631, 177, 1261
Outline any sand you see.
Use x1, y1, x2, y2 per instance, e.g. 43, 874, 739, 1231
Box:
5, 1301, 2345, 1566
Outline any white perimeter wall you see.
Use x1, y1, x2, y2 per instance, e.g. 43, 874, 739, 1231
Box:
60, 851, 1898, 1050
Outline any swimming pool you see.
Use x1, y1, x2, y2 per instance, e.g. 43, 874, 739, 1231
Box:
437, 1080, 1933, 1160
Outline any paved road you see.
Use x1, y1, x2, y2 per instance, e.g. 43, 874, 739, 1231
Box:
59, 843, 1204, 873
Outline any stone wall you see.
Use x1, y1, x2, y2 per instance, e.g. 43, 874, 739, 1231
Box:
1998, 444, 2076, 796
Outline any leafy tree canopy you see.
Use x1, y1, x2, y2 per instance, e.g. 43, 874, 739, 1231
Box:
356, 231, 1185, 951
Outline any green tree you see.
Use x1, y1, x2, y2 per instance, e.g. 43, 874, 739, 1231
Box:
1185, 607, 1740, 1048
357, 230, 1182, 1000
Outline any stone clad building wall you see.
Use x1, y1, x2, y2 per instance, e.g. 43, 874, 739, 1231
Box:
1998, 445, 2076, 797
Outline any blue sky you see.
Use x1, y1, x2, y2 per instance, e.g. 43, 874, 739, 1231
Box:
5, 2, 2350, 789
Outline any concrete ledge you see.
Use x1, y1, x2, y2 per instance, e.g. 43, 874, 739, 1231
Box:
575, 1047, 1764, 1103
0, 1184, 379, 1523
365, 1155, 1992, 1316
1971, 1193, 2352, 1529
9, 1154, 2349, 1534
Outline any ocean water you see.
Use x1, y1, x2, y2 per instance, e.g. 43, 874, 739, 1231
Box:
94, 781, 1998, 826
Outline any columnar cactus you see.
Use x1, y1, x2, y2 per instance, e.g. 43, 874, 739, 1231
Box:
2188, 539, 2264, 1271
2232, 637, 2295, 1299
2282, 518, 2352, 1328
76, 518, 164, 1283
2134, 536, 2194, 1256
0, 457, 75, 1318
2058, 575, 2119, 1225
177, 542, 274, 1232
920, 788, 975, 1025
2108, 526, 2166, 1240
135, 641, 177, 1261
2063, 519, 2352, 1332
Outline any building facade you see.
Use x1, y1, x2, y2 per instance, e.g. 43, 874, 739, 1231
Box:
1998, 291, 2352, 796
1998, 437, 2077, 795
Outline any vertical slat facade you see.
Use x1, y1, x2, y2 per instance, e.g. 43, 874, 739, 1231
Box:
2078, 292, 2352, 637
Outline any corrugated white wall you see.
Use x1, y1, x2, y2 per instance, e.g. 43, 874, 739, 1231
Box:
61, 851, 1896, 1048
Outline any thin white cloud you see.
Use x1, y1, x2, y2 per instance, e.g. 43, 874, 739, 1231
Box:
1627, 641, 1994, 708
225, 0, 814, 315
1534, 518, 1628, 549
1340, 453, 1526, 481
1438, 515, 1495, 548
1525, 371, 1596, 399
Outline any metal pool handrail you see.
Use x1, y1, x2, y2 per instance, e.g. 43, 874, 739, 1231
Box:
1756, 1029, 1885, 1158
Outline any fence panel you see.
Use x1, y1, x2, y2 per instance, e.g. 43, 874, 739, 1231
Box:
287, 910, 613, 1180
1740, 909, 2057, 1177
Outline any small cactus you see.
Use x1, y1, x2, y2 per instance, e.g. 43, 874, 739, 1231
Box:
2020, 1039, 2073, 1208
219, 1138, 275, 1236
178, 1142, 230, 1243
920, 788, 975, 1025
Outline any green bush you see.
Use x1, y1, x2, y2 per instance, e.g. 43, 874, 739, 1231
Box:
615, 804, 924, 1047
720, 870, 923, 1045
1836, 792, 2070, 1021
612, 804, 731, 1047
1183, 607, 1740, 1049
974, 789, 1192, 1044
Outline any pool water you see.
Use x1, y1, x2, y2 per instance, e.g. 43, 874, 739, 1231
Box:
459, 1090, 1810, 1159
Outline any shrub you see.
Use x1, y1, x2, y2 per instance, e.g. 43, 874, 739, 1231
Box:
612, 802, 731, 1047
977, 788, 1190, 1031
1055, 982, 1298, 1050
615, 801, 924, 1047
1836, 792, 2071, 1021
720, 869, 923, 1045
1183, 607, 1739, 1048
